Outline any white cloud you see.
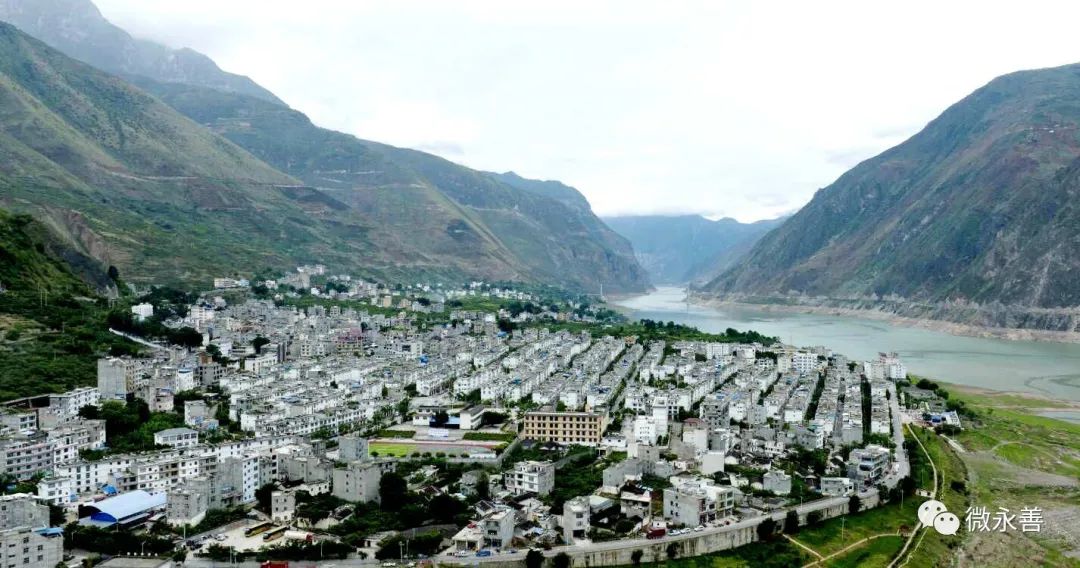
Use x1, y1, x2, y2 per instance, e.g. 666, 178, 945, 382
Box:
95, 0, 1080, 222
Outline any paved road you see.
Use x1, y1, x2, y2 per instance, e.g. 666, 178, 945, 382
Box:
886, 423, 938, 568
882, 382, 910, 489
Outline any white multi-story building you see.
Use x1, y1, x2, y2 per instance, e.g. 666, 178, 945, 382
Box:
505, 460, 555, 496
49, 387, 100, 420
97, 358, 135, 401
131, 303, 154, 322
792, 352, 819, 375
763, 471, 792, 495
562, 496, 590, 544
154, 428, 199, 449
663, 477, 735, 526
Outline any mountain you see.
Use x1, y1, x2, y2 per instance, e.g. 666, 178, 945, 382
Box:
0, 0, 283, 105
489, 171, 593, 212
705, 64, 1080, 333
123, 77, 648, 292
0, 207, 136, 400
603, 215, 785, 285
0, 21, 375, 286
0, 11, 648, 292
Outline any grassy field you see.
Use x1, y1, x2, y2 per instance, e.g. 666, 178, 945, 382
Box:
940, 385, 1080, 567
902, 426, 971, 567
824, 535, 904, 568
796, 498, 917, 558
369, 442, 416, 457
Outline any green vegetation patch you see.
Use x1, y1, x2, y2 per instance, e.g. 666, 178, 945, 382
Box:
376, 429, 416, 439
369, 442, 417, 457
825, 535, 904, 568
463, 431, 516, 442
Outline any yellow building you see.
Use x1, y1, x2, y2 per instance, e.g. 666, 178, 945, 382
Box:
522, 409, 606, 445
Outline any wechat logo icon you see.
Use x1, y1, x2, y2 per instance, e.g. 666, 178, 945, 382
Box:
918, 499, 959, 535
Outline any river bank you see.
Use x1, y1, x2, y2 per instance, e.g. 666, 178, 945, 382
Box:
694, 297, 1080, 345
613, 287, 1080, 402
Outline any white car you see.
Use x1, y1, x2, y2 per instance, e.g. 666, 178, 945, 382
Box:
694, 525, 704, 532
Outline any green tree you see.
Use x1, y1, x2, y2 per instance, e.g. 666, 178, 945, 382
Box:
379, 472, 408, 511
630, 549, 643, 567
849, 494, 862, 514
255, 482, 277, 513
666, 542, 679, 560
526, 549, 545, 568
252, 336, 270, 353
757, 517, 777, 542
552, 552, 571, 568
476, 473, 490, 501
784, 510, 800, 534
807, 510, 823, 526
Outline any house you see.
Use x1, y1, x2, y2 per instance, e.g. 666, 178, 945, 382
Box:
271, 490, 297, 522
662, 477, 734, 526
481, 507, 515, 549
820, 477, 854, 497
458, 406, 487, 430
562, 496, 590, 544
847, 445, 891, 487
167, 487, 208, 526
505, 461, 555, 496
763, 471, 792, 496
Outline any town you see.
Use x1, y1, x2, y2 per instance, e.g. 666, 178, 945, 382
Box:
0, 267, 956, 568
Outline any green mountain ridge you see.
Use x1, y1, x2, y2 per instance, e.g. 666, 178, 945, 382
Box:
0, 5, 648, 292
0, 20, 386, 285
705, 63, 1080, 333
604, 214, 785, 285
123, 74, 647, 292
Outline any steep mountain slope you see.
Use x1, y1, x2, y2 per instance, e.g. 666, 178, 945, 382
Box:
604, 215, 784, 284
0, 0, 282, 104
706, 64, 1080, 333
125, 76, 649, 292
0, 207, 136, 400
490, 171, 593, 212
0, 21, 382, 284
0, 8, 648, 292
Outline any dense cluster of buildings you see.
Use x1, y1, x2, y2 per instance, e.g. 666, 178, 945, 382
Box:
0, 269, 920, 561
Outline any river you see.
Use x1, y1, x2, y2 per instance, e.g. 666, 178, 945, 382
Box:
614, 287, 1080, 402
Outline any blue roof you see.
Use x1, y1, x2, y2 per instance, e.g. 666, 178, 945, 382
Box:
81, 490, 166, 524
34, 527, 63, 536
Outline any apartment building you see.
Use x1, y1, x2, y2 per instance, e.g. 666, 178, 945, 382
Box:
0, 494, 61, 567
48, 387, 100, 420
331, 460, 394, 503
522, 409, 606, 446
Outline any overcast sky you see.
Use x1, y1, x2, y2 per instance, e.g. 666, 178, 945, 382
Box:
94, 0, 1080, 222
